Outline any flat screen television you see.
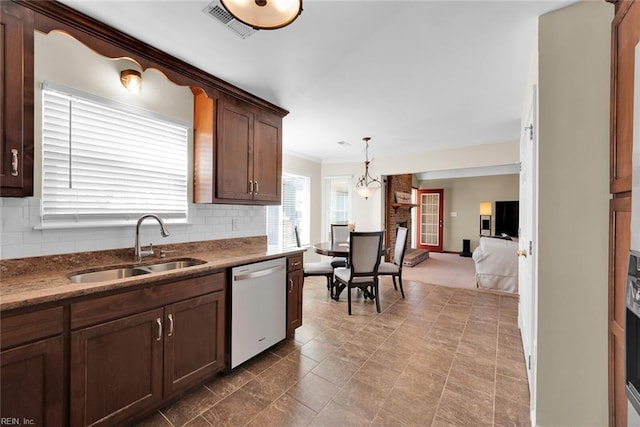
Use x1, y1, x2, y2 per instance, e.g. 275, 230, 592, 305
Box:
495, 201, 519, 237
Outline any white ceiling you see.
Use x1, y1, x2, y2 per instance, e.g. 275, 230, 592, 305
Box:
60, 0, 573, 164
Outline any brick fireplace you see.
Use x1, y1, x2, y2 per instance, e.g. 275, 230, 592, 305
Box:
385, 174, 414, 261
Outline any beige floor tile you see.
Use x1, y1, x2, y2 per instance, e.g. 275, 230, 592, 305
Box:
311, 354, 361, 386
182, 415, 213, 427
299, 338, 339, 362
494, 395, 531, 427
160, 386, 219, 426
287, 372, 339, 412
332, 377, 391, 423
308, 400, 372, 427
246, 393, 317, 427
436, 380, 494, 426
201, 389, 267, 427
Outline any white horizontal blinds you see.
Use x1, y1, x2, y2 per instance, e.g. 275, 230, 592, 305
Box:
42, 85, 188, 223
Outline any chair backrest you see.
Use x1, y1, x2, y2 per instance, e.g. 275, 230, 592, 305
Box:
331, 224, 350, 244
294, 226, 301, 248
394, 227, 409, 267
349, 231, 383, 276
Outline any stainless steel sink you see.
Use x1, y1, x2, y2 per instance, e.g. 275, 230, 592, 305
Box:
68, 267, 149, 283
68, 258, 206, 283
138, 258, 206, 273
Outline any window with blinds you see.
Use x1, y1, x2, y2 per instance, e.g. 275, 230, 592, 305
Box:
325, 176, 352, 239
266, 173, 310, 248
41, 82, 188, 226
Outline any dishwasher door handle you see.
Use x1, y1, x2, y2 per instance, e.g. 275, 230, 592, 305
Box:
233, 264, 285, 281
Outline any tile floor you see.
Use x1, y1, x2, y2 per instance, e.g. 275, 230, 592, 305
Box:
136, 276, 530, 427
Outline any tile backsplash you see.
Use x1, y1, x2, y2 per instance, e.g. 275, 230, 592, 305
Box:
0, 197, 266, 260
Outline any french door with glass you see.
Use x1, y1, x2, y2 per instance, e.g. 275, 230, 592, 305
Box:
417, 189, 443, 252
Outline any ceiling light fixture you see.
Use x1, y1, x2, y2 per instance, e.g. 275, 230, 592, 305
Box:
120, 69, 141, 93
220, 0, 302, 30
355, 137, 381, 200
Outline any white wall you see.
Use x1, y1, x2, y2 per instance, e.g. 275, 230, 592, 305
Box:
536, 1, 612, 425
0, 31, 265, 260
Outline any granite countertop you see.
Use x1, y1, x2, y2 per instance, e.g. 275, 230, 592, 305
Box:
0, 237, 305, 312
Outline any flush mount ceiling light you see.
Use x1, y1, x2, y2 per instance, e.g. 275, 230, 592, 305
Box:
355, 137, 381, 200
120, 69, 141, 93
220, 0, 302, 30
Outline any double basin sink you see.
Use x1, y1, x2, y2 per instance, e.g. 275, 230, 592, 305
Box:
68, 258, 206, 284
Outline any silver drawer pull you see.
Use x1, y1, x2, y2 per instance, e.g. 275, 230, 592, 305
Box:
167, 314, 174, 337
11, 149, 18, 176
155, 318, 162, 341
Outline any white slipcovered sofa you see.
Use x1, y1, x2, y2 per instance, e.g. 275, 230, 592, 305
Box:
472, 237, 519, 293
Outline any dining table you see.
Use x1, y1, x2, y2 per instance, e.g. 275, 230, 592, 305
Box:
312, 241, 350, 258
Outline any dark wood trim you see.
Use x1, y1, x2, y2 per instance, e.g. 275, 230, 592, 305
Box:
16, 0, 288, 117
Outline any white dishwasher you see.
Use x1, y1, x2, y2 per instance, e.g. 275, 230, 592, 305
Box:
230, 257, 286, 369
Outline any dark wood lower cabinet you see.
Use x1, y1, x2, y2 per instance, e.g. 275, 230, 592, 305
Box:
1, 335, 64, 426
69, 273, 227, 426
164, 292, 226, 396
70, 308, 165, 427
287, 255, 304, 336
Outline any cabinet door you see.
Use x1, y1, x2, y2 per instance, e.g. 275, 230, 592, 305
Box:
287, 268, 304, 335
1, 336, 64, 426
216, 100, 253, 201
252, 111, 282, 203
164, 292, 226, 396
70, 308, 164, 427
0, 1, 34, 197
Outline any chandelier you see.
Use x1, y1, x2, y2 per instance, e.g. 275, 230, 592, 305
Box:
220, 0, 303, 30
355, 137, 381, 200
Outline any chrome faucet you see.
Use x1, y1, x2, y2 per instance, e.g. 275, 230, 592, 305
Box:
134, 214, 170, 262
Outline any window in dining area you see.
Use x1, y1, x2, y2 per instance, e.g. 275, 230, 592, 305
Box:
325, 176, 352, 238
266, 173, 310, 248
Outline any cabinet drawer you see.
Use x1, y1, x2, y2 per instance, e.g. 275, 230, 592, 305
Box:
287, 255, 303, 272
71, 271, 225, 329
1, 306, 64, 349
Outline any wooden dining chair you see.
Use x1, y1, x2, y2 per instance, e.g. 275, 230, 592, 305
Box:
333, 231, 384, 315
294, 227, 335, 292
330, 223, 350, 268
378, 226, 408, 298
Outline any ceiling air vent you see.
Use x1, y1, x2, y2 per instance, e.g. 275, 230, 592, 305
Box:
203, 1, 258, 39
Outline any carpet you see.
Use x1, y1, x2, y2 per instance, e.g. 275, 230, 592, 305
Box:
401, 251, 477, 290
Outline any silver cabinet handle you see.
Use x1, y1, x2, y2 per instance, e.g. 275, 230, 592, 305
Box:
167, 314, 174, 337
155, 318, 162, 341
289, 278, 294, 293
249, 180, 253, 195
255, 181, 259, 194
10, 149, 18, 176
291, 261, 301, 267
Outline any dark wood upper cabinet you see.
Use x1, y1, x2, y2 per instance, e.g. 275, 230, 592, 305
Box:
194, 94, 283, 205
0, 1, 34, 197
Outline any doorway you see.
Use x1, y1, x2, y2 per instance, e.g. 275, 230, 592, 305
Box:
417, 189, 443, 252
